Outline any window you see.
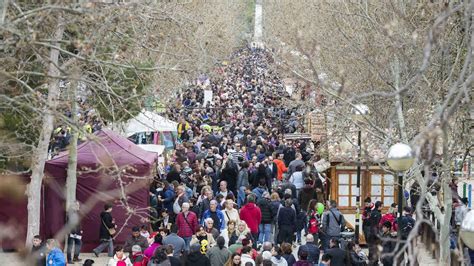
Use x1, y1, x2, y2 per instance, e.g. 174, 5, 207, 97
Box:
337, 173, 359, 207
370, 173, 395, 206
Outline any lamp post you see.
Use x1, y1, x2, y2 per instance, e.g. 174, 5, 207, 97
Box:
351, 104, 369, 243
386, 143, 415, 221
460, 210, 474, 249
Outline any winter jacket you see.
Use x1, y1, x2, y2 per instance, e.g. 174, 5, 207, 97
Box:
348, 251, 367, 266
124, 235, 149, 253
298, 242, 319, 265
201, 209, 226, 231
239, 203, 262, 234
274, 159, 287, 181
379, 213, 397, 231
221, 166, 238, 193
185, 252, 211, 266
368, 209, 381, 240
380, 231, 395, 265
46, 248, 65, 266
287, 159, 305, 177
325, 247, 347, 266
162, 233, 185, 257
162, 187, 176, 213
130, 252, 149, 266
270, 201, 282, 223
32, 244, 47, 266
206, 246, 230, 266
282, 254, 296, 266
271, 256, 288, 266
289, 171, 304, 190
143, 243, 160, 259
237, 168, 250, 188
257, 198, 273, 224
99, 211, 115, 240
176, 211, 199, 238
298, 185, 317, 211
322, 208, 345, 237
278, 206, 296, 227
252, 186, 267, 201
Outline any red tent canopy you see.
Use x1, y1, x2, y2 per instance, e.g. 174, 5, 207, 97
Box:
43, 129, 157, 251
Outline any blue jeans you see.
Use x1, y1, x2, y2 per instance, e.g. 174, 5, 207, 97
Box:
258, 224, 271, 244
237, 186, 246, 207
66, 236, 82, 261
183, 236, 192, 252
93, 238, 113, 257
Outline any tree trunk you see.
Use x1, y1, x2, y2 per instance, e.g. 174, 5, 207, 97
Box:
66, 68, 79, 211
0, 0, 8, 24
26, 17, 64, 246
439, 180, 453, 265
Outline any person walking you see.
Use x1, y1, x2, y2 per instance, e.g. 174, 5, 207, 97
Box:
66, 201, 82, 264
320, 200, 345, 251
207, 236, 231, 266
93, 203, 116, 257
176, 202, 199, 251
277, 199, 296, 244
239, 194, 262, 244
367, 201, 382, 265
257, 192, 273, 245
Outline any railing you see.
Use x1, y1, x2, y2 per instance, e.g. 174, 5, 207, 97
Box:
413, 210, 464, 266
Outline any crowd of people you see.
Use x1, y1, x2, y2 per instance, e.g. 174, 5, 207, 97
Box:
30, 47, 430, 266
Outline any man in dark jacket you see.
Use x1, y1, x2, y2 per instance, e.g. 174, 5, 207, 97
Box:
31, 235, 46, 266
298, 234, 320, 265
321, 200, 345, 251
398, 206, 415, 240
124, 226, 149, 253
185, 243, 211, 266
277, 199, 296, 244
368, 201, 382, 265
325, 238, 347, 266
93, 203, 115, 257
257, 192, 273, 245
380, 221, 395, 266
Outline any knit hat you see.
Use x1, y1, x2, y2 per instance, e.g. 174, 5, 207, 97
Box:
132, 245, 141, 252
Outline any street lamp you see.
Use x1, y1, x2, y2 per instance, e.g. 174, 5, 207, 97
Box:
351, 104, 369, 243
460, 210, 474, 249
386, 143, 415, 220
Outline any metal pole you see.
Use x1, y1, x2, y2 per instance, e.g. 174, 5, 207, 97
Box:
398, 172, 403, 219
355, 129, 362, 242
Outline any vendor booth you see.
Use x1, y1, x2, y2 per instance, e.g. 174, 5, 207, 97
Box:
43, 129, 157, 251
112, 110, 178, 149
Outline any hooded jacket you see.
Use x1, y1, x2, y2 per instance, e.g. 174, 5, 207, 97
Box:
257, 198, 273, 224
185, 251, 211, 266
46, 248, 66, 266
239, 203, 262, 234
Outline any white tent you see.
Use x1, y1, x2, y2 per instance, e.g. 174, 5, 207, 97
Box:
113, 110, 178, 137
138, 144, 165, 155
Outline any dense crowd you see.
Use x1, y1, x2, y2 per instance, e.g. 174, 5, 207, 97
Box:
31, 47, 432, 266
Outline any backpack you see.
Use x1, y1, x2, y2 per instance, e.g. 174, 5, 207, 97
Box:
308, 215, 319, 234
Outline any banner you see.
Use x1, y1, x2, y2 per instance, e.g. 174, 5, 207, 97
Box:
204, 90, 213, 107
